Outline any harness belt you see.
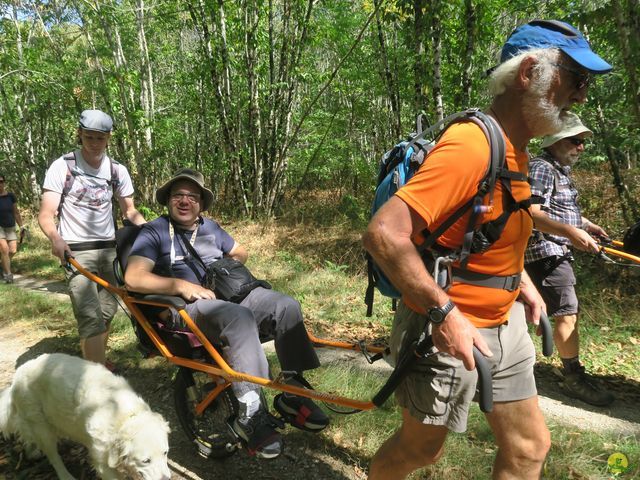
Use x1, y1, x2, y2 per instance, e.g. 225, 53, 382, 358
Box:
451, 267, 521, 292
68, 240, 117, 251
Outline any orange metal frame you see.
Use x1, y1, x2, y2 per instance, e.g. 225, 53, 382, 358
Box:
601, 240, 640, 264
68, 257, 386, 415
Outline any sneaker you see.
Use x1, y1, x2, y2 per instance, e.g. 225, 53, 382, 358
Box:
3, 273, 13, 284
560, 367, 614, 407
232, 409, 283, 459
274, 393, 330, 431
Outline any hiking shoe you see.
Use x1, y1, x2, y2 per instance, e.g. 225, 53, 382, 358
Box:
3, 273, 13, 284
274, 393, 330, 432
560, 367, 614, 407
232, 410, 283, 459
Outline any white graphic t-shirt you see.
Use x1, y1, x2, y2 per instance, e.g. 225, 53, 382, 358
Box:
43, 150, 135, 242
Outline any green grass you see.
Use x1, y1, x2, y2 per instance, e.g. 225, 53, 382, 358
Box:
4, 218, 640, 479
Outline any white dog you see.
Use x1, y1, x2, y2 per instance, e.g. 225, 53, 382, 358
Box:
0, 353, 171, 480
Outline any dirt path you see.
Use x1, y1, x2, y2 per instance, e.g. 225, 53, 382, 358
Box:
2, 274, 639, 479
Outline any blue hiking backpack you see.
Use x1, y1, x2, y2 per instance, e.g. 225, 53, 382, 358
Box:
365, 109, 532, 316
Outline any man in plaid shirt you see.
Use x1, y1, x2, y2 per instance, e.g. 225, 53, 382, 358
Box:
525, 112, 613, 406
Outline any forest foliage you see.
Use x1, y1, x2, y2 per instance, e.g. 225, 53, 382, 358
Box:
1, 0, 639, 222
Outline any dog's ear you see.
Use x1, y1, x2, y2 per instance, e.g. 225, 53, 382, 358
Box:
107, 439, 127, 469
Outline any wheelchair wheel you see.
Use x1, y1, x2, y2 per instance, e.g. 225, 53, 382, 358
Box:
174, 367, 240, 459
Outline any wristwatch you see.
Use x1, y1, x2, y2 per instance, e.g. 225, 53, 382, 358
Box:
427, 300, 455, 325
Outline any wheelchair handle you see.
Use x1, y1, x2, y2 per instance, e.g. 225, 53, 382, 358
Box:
372, 340, 494, 413
539, 311, 553, 357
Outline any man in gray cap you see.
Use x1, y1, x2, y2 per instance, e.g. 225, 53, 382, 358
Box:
525, 112, 613, 407
124, 168, 329, 460
364, 19, 611, 480
39, 109, 146, 369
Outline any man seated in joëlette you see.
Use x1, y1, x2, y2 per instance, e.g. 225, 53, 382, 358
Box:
124, 168, 329, 460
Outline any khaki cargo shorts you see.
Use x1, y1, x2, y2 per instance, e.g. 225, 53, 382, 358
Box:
66, 248, 118, 339
390, 301, 537, 433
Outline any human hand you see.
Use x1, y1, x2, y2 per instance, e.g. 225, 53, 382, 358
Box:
431, 307, 492, 371
178, 280, 216, 302
584, 221, 608, 239
568, 227, 600, 254
52, 238, 72, 264
518, 278, 546, 334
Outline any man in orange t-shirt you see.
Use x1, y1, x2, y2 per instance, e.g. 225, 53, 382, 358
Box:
363, 20, 612, 480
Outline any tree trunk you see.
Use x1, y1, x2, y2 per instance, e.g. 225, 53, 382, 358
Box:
374, 0, 401, 138
413, 0, 428, 116
460, 0, 475, 107
612, 0, 640, 129
430, 0, 444, 121
11, 3, 40, 205
595, 102, 639, 223
242, 0, 264, 210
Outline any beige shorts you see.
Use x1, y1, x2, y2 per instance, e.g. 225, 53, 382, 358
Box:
390, 301, 536, 433
0, 226, 17, 241
66, 248, 118, 339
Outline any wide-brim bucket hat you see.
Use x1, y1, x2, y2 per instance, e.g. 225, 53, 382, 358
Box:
541, 112, 592, 148
156, 168, 214, 211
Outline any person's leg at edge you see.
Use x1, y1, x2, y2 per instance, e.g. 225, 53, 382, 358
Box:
81, 333, 108, 364
97, 248, 118, 362
485, 397, 551, 480
554, 312, 579, 360
7, 238, 17, 260
67, 249, 108, 365
0, 238, 10, 275
368, 408, 448, 480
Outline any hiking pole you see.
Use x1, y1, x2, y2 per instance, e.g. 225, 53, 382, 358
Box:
372, 336, 493, 413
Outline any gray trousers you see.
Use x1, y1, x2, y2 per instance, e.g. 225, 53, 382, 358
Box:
174, 287, 319, 396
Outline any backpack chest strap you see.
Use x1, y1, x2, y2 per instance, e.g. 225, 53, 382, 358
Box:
451, 267, 521, 292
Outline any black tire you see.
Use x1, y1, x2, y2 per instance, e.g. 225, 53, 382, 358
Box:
173, 367, 240, 459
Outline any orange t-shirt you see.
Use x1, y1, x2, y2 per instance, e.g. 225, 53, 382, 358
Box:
396, 120, 532, 328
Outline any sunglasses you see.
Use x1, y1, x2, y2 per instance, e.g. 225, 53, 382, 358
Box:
565, 137, 586, 147
0, 179, 5, 183
551, 63, 592, 90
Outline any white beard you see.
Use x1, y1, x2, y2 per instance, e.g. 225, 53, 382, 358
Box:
522, 89, 566, 138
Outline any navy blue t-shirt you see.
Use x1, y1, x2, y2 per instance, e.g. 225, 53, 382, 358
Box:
0, 192, 17, 228
129, 215, 235, 284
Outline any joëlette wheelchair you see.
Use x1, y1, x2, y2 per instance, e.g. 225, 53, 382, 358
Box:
65, 225, 553, 460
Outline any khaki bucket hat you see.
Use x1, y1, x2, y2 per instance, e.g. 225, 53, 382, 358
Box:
155, 168, 214, 211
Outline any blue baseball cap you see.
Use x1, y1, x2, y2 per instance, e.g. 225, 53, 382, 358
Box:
79, 109, 113, 133
501, 20, 612, 73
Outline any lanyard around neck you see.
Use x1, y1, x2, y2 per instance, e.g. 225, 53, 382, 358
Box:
169, 221, 198, 265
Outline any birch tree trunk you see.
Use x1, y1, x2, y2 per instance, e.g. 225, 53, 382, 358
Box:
242, 0, 264, 210
11, 3, 41, 205
612, 0, 640, 129
460, 0, 476, 107
430, 0, 444, 121
374, 0, 401, 137
413, 0, 428, 115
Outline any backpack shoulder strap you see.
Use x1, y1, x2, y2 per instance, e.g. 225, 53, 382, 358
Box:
417, 110, 505, 260
62, 152, 77, 198
58, 152, 78, 216
109, 158, 121, 191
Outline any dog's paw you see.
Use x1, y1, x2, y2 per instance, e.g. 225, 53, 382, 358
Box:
23, 444, 44, 461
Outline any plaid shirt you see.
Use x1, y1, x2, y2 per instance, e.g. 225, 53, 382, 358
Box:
525, 151, 582, 263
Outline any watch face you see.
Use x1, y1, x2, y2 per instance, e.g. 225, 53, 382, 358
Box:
429, 308, 445, 324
